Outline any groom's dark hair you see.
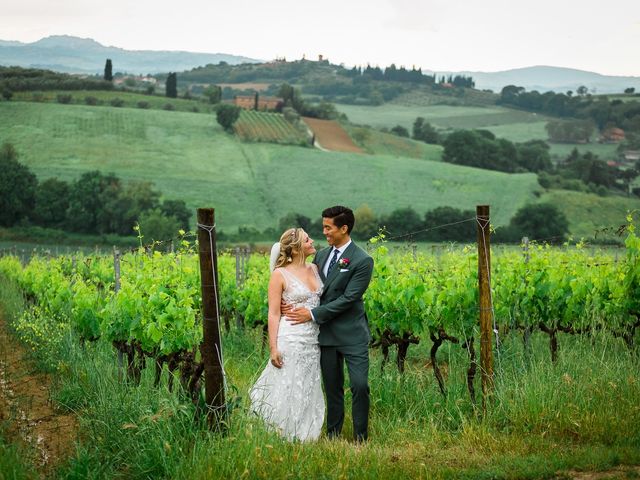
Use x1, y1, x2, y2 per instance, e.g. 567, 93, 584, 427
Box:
322, 205, 355, 234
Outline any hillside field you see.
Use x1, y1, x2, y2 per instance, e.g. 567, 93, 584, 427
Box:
335, 104, 546, 132
336, 103, 621, 161
0, 101, 543, 234
538, 190, 640, 239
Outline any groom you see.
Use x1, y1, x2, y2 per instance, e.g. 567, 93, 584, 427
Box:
287, 205, 374, 442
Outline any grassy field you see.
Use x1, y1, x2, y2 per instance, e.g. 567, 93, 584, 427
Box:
390, 86, 498, 107
11, 89, 217, 113
336, 104, 622, 161
537, 190, 640, 240
335, 104, 547, 132
0, 101, 541, 233
484, 122, 620, 160
1, 272, 639, 479
343, 124, 444, 160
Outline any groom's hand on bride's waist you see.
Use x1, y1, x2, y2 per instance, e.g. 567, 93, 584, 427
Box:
280, 300, 293, 315
286, 307, 312, 325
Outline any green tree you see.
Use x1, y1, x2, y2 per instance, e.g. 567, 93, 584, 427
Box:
412, 117, 439, 144
545, 119, 594, 143
353, 204, 378, 240
100, 180, 162, 235
423, 207, 475, 241
2, 89, 13, 101
203, 85, 222, 104
278, 83, 305, 113
33, 177, 70, 228
66, 171, 121, 233
516, 140, 552, 172
166, 72, 177, 98
216, 104, 241, 132
0, 143, 37, 227
137, 208, 181, 241
390, 125, 409, 137
161, 199, 191, 230
509, 203, 569, 243
278, 212, 312, 233
104, 59, 113, 81
380, 207, 422, 238
624, 87, 635, 94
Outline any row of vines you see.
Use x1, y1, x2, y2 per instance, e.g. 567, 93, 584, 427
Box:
234, 110, 309, 144
0, 217, 638, 405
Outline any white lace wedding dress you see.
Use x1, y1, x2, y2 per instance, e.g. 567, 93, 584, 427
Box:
249, 266, 325, 442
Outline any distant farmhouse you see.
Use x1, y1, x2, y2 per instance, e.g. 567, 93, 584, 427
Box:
233, 95, 283, 111
600, 127, 625, 143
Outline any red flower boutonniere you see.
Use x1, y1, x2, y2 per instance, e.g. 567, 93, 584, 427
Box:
338, 258, 350, 269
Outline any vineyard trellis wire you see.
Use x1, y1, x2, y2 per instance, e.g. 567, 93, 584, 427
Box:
0, 210, 638, 421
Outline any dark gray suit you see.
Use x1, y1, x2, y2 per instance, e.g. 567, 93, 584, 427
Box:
312, 241, 374, 441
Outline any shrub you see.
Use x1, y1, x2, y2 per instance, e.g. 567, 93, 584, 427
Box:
215, 104, 241, 132
2, 90, 13, 101
190, 106, 199, 113
505, 203, 569, 243
163, 103, 175, 111
84, 96, 98, 106
31, 92, 44, 102
110, 98, 124, 107
56, 94, 73, 104
137, 101, 150, 109
390, 125, 409, 137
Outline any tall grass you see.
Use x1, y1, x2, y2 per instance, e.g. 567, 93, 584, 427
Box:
1, 275, 639, 478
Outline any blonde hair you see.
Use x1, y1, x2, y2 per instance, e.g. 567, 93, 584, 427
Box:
273, 228, 306, 269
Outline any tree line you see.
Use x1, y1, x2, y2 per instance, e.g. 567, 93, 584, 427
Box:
219, 202, 569, 245
0, 66, 113, 95
0, 143, 190, 240
498, 85, 640, 132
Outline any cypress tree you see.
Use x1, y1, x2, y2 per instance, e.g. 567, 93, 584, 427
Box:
104, 59, 113, 81
166, 72, 177, 98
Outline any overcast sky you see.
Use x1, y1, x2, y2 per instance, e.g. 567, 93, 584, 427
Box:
2, 0, 639, 76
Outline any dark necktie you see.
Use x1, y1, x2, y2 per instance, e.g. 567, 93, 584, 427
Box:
327, 248, 340, 273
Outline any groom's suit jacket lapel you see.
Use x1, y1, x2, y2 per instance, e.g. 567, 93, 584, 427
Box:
322, 242, 357, 293
315, 248, 330, 282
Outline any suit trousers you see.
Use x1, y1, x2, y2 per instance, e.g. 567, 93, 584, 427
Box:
320, 343, 370, 441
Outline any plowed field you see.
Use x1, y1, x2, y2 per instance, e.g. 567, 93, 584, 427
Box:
303, 117, 363, 153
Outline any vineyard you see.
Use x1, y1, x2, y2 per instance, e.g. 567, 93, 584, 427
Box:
234, 110, 310, 145
0, 218, 639, 477
1, 217, 639, 402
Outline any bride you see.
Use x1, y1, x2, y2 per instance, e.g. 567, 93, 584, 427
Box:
249, 227, 325, 441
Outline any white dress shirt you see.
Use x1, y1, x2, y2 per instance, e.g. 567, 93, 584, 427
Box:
322, 240, 352, 278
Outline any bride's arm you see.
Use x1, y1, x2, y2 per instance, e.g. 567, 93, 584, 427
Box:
268, 270, 285, 368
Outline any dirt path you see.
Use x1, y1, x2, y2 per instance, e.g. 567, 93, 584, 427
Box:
0, 310, 77, 477
303, 117, 364, 153
563, 466, 640, 479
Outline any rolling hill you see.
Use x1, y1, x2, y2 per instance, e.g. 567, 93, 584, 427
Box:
2, 36, 639, 94
0, 101, 542, 234
0, 35, 260, 75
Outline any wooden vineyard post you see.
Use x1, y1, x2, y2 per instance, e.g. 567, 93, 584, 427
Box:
113, 247, 124, 381
522, 237, 532, 361
196, 208, 226, 429
235, 247, 245, 330
476, 205, 494, 412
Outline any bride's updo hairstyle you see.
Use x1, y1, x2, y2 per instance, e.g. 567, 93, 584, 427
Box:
273, 228, 305, 269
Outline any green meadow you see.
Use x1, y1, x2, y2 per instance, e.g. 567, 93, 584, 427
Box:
538, 190, 640, 239
335, 104, 546, 132
11, 89, 216, 113
335, 103, 621, 161
0, 101, 540, 233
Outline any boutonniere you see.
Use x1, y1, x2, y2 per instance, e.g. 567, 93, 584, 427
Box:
338, 258, 350, 269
